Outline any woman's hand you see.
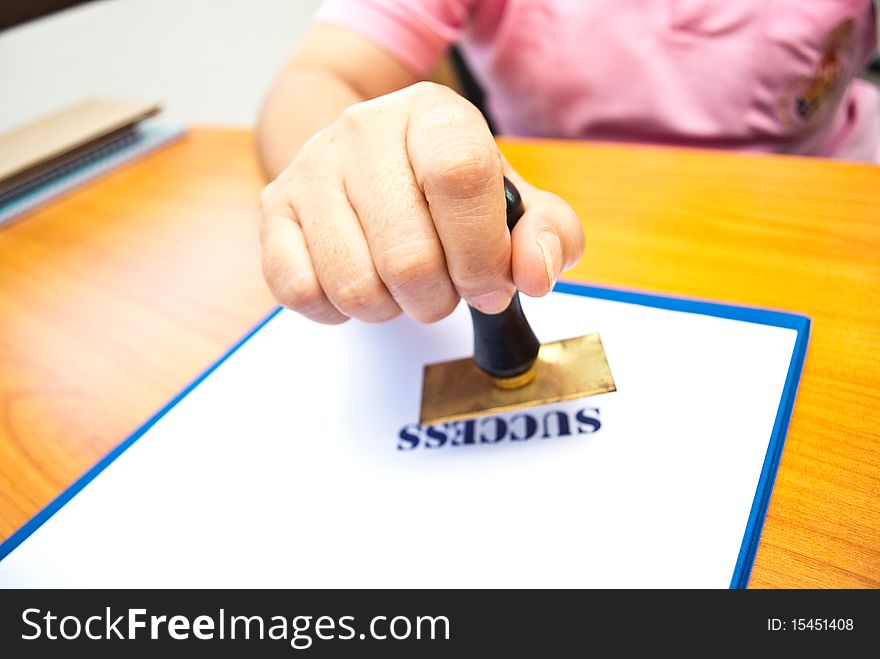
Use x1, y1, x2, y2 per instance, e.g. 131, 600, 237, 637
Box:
259, 81, 584, 324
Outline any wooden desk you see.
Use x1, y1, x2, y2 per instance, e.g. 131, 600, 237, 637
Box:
0, 128, 877, 587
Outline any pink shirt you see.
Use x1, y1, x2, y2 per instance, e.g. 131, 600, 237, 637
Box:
317, 0, 880, 162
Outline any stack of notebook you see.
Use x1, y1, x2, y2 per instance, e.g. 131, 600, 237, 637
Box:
0, 98, 185, 226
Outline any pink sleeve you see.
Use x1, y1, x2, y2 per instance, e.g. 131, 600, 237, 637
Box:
316, 0, 475, 76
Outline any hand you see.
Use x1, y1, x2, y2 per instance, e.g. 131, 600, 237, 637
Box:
259, 81, 584, 325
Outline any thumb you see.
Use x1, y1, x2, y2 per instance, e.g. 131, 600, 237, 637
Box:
504, 168, 585, 297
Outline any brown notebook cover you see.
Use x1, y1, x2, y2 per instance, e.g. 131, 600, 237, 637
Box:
0, 97, 160, 193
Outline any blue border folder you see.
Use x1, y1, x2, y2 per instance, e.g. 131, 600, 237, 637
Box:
0, 282, 810, 588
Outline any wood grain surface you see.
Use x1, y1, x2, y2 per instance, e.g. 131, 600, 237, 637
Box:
0, 128, 877, 588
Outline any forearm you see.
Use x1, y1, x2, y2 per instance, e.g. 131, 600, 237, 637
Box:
255, 66, 364, 180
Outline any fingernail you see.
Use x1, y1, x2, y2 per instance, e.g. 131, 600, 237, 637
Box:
537, 231, 561, 290
470, 289, 512, 313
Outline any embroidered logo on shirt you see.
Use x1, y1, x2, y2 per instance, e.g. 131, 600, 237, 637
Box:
779, 18, 856, 129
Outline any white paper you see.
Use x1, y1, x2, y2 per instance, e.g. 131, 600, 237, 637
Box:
0, 290, 798, 588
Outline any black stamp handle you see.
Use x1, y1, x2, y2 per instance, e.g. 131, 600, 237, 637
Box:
467, 177, 540, 381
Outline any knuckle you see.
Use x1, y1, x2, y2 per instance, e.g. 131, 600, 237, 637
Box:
429, 146, 501, 198
272, 272, 324, 314
258, 182, 274, 208
331, 274, 390, 318
287, 146, 318, 182
337, 100, 374, 134
287, 127, 337, 182
377, 247, 444, 295
450, 248, 509, 295
261, 250, 325, 314
452, 269, 506, 299
259, 181, 282, 215
408, 80, 451, 100
413, 87, 485, 133
409, 80, 473, 111
260, 246, 287, 283
375, 246, 461, 323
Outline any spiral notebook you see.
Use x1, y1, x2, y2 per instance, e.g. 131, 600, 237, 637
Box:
0, 284, 810, 588
0, 98, 186, 227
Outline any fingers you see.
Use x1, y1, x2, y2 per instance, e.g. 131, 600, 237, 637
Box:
341, 103, 460, 323
293, 176, 402, 323
259, 202, 348, 325
259, 80, 583, 329
260, 172, 401, 324
502, 163, 585, 297
405, 83, 513, 314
